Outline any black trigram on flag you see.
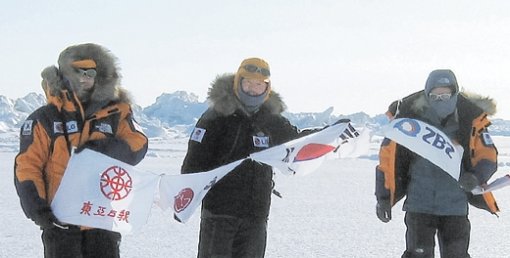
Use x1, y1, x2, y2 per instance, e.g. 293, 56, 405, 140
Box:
333, 123, 360, 153
339, 123, 360, 141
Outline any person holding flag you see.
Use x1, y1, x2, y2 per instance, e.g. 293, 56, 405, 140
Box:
181, 57, 315, 258
14, 43, 148, 258
375, 69, 499, 258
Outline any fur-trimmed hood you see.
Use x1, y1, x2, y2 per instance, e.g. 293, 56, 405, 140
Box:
459, 90, 497, 116
207, 73, 286, 116
411, 90, 496, 116
392, 89, 497, 118
41, 43, 131, 113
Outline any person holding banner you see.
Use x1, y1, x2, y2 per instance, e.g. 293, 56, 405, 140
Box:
375, 69, 499, 258
181, 57, 313, 258
14, 43, 148, 258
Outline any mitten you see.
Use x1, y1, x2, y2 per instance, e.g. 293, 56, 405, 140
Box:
32, 206, 66, 229
459, 172, 479, 192
376, 199, 392, 223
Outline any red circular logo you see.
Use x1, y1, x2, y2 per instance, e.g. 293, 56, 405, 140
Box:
174, 188, 194, 213
100, 166, 133, 201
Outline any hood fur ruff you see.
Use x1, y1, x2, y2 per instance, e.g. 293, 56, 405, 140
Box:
409, 89, 497, 116
41, 43, 131, 107
207, 74, 286, 116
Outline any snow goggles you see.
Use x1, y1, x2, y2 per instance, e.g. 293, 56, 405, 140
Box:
243, 64, 270, 76
429, 93, 452, 101
76, 68, 97, 78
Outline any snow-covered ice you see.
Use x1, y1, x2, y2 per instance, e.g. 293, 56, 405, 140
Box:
2, 136, 510, 258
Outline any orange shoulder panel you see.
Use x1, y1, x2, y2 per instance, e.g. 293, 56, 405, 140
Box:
377, 140, 397, 204
469, 113, 497, 168
15, 122, 51, 199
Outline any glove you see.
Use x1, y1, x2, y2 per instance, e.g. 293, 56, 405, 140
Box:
459, 172, 479, 192
376, 200, 392, 223
32, 207, 67, 230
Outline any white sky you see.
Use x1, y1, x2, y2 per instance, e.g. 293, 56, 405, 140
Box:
2, 1, 510, 119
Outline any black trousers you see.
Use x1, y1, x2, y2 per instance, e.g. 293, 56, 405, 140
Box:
42, 227, 121, 258
402, 212, 471, 258
197, 209, 267, 258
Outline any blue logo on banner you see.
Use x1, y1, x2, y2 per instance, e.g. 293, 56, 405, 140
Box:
422, 126, 455, 159
393, 118, 421, 137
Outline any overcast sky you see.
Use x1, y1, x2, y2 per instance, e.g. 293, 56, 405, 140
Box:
2, 1, 510, 119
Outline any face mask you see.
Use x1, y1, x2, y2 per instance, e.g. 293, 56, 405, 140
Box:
237, 86, 268, 113
64, 75, 94, 102
428, 94, 458, 119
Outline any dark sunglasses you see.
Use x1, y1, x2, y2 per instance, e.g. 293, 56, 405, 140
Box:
429, 93, 452, 101
75, 68, 97, 78
243, 64, 270, 76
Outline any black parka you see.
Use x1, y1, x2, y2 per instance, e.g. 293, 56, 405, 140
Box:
181, 74, 305, 218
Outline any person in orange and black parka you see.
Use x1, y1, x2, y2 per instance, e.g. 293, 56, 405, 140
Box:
375, 69, 499, 258
14, 43, 148, 258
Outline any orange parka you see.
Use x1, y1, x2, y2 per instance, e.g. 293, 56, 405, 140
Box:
14, 43, 148, 226
375, 90, 499, 214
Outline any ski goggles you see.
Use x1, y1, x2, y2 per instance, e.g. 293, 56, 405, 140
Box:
75, 68, 97, 78
243, 64, 270, 76
428, 92, 452, 101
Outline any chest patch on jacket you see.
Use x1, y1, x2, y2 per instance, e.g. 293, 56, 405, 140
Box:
191, 127, 206, 143
481, 132, 494, 146
95, 123, 113, 134
53, 122, 64, 133
53, 121, 79, 134
253, 135, 269, 148
22, 120, 33, 136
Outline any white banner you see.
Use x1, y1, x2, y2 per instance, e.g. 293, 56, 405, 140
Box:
158, 160, 245, 223
51, 121, 362, 229
336, 125, 370, 158
51, 148, 160, 234
382, 118, 464, 180
472, 174, 510, 195
250, 122, 353, 176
